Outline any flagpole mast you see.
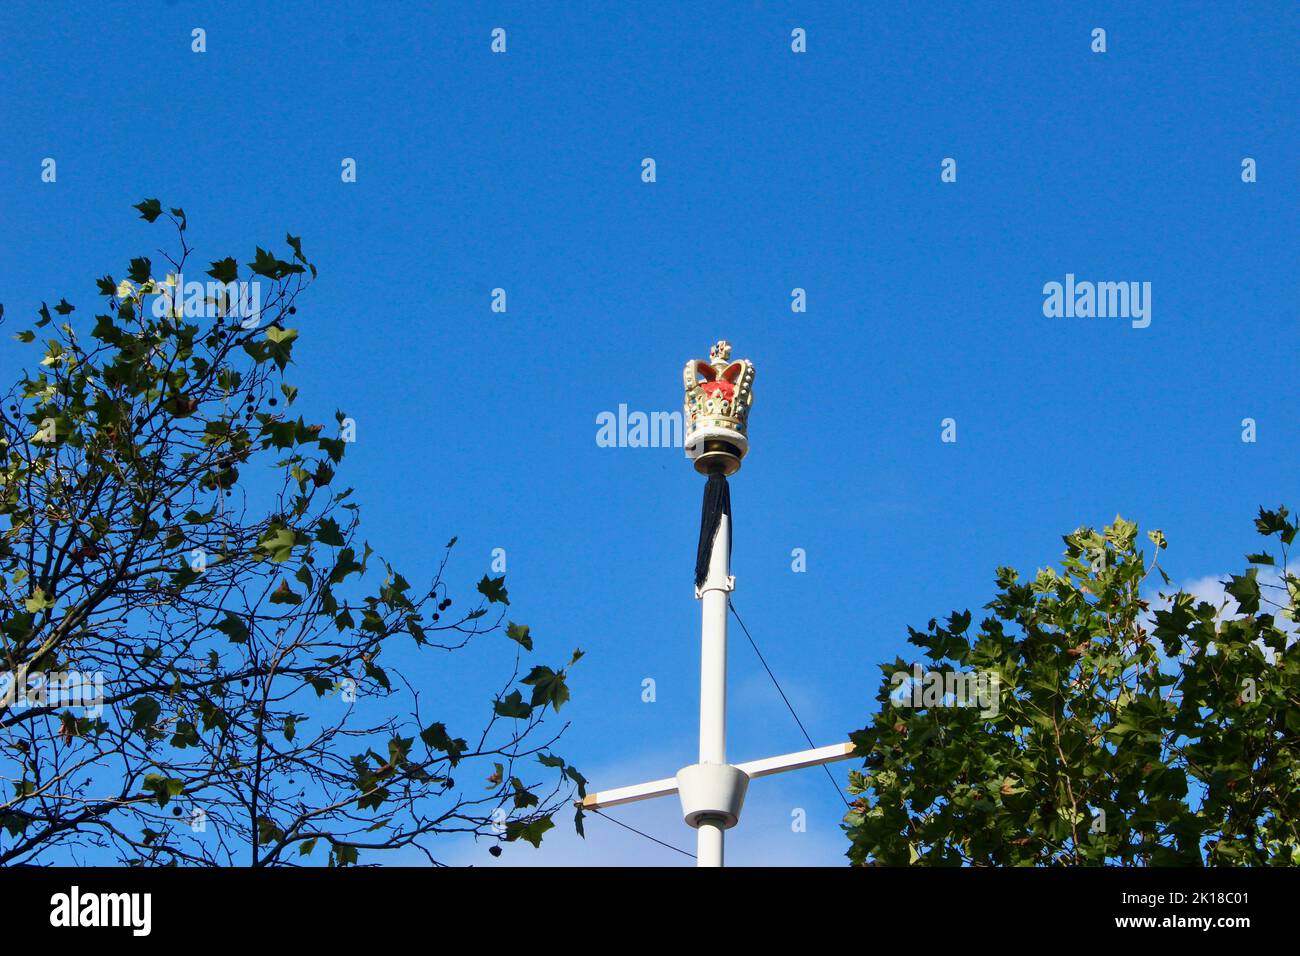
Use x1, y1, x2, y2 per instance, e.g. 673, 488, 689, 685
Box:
679, 341, 754, 868
695, 509, 732, 866
580, 340, 858, 866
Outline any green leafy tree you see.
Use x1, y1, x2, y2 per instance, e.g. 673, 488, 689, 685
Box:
0, 203, 583, 865
845, 511, 1299, 865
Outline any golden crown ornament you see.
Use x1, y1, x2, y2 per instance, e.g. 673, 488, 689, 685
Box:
683, 340, 755, 475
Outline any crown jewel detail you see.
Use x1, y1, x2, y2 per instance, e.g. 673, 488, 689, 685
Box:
683, 339, 755, 443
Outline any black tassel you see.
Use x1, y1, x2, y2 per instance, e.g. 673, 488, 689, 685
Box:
695, 472, 731, 588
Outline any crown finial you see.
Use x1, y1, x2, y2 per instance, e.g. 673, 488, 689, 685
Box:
683, 340, 755, 476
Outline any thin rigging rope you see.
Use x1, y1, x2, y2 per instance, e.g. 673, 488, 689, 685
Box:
728, 598, 852, 808
586, 807, 696, 860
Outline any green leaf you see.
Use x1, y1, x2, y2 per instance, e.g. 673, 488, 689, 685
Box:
511, 777, 540, 809
477, 574, 509, 605
24, 588, 54, 613
1255, 506, 1296, 545
142, 774, 184, 807
249, 247, 280, 278
1226, 570, 1261, 615
505, 622, 532, 650
128, 257, 152, 284
333, 843, 358, 866
564, 764, 588, 799
505, 815, 554, 848
258, 526, 299, 563
270, 579, 302, 605
128, 697, 161, 732
169, 720, 200, 749
316, 517, 345, 547
329, 547, 364, 585
387, 735, 413, 766
522, 665, 570, 713
207, 257, 239, 284
264, 326, 298, 369
133, 198, 163, 222
494, 689, 532, 719
91, 313, 122, 343
213, 610, 250, 644
248, 247, 301, 280
256, 816, 284, 846
419, 722, 468, 764
406, 618, 427, 645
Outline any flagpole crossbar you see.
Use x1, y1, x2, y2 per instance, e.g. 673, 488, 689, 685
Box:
580, 741, 855, 812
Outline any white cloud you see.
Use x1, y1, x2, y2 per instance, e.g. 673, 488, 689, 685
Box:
1145, 566, 1297, 664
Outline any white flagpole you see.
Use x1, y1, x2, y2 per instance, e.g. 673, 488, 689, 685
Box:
695, 510, 732, 867
582, 341, 857, 866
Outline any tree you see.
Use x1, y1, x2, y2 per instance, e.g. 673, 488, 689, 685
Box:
0, 203, 584, 866
845, 511, 1299, 866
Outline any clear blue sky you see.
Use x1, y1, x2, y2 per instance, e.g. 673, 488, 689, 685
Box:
1, 2, 1296, 865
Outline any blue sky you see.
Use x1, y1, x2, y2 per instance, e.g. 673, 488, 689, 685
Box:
1, 2, 1296, 865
